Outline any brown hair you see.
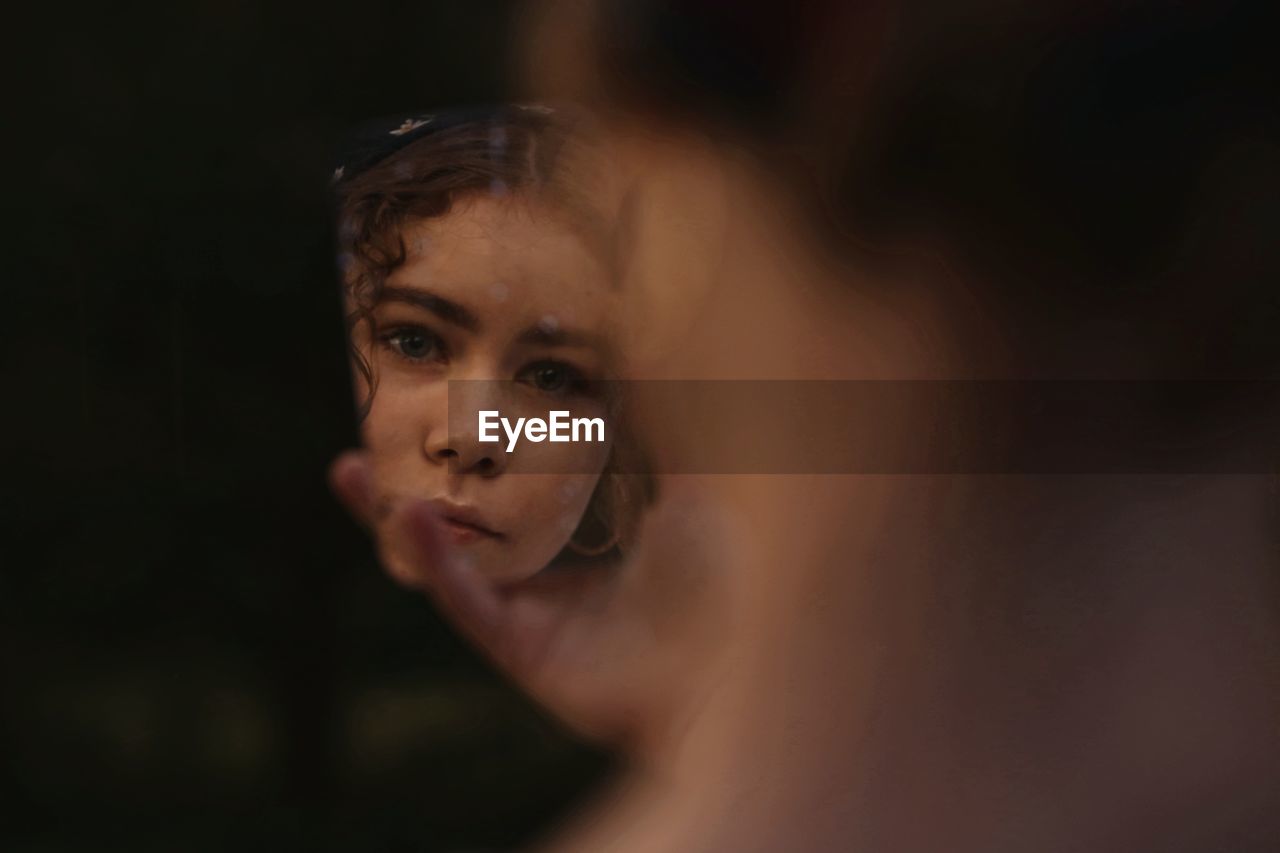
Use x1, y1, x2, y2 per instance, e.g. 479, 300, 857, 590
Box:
336, 109, 611, 409
334, 108, 648, 555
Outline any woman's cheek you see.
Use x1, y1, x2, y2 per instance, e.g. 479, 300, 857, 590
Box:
525, 474, 598, 533
519, 475, 600, 563
362, 378, 444, 450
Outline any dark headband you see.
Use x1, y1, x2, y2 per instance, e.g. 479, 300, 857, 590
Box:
330, 103, 557, 187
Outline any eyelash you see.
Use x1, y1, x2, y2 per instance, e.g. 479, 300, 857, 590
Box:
376, 324, 596, 398
377, 325, 448, 365
516, 360, 596, 398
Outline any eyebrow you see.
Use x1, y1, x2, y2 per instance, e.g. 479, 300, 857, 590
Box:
381, 283, 614, 358
379, 285, 480, 332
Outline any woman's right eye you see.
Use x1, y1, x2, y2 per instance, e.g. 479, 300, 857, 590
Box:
379, 326, 446, 363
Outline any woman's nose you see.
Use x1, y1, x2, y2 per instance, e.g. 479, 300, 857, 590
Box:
424, 421, 508, 476
424, 375, 510, 476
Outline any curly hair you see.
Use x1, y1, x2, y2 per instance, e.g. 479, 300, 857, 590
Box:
335, 109, 612, 414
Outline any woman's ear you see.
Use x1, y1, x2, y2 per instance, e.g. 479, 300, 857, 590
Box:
567, 477, 622, 557
568, 413, 655, 558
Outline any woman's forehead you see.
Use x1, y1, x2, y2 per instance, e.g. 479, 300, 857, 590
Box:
414, 196, 600, 266
388, 196, 616, 326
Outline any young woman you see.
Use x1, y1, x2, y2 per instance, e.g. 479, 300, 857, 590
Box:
329, 107, 680, 749
332, 107, 643, 587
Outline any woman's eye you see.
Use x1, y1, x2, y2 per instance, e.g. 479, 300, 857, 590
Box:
520, 361, 587, 395
381, 327, 444, 363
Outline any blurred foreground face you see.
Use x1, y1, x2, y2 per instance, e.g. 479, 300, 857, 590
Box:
518, 4, 1280, 851
581, 117, 947, 570
351, 194, 617, 584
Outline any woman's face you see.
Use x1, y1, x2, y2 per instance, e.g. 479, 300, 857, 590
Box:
352, 193, 618, 584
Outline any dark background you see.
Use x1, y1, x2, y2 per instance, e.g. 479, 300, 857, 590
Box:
3, 3, 610, 851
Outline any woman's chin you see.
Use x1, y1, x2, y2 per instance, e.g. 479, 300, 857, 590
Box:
465, 550, 545, 587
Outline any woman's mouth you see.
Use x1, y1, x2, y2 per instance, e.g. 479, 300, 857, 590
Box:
427, 499, 503, 545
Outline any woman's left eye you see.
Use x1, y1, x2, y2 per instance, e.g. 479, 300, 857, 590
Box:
379, 326, 445, 363
519, 361, 587, 395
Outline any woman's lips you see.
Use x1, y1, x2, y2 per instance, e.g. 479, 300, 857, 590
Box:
373, 494, 503, 544
427, 499, 503, 544
438, 515, 497, 544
